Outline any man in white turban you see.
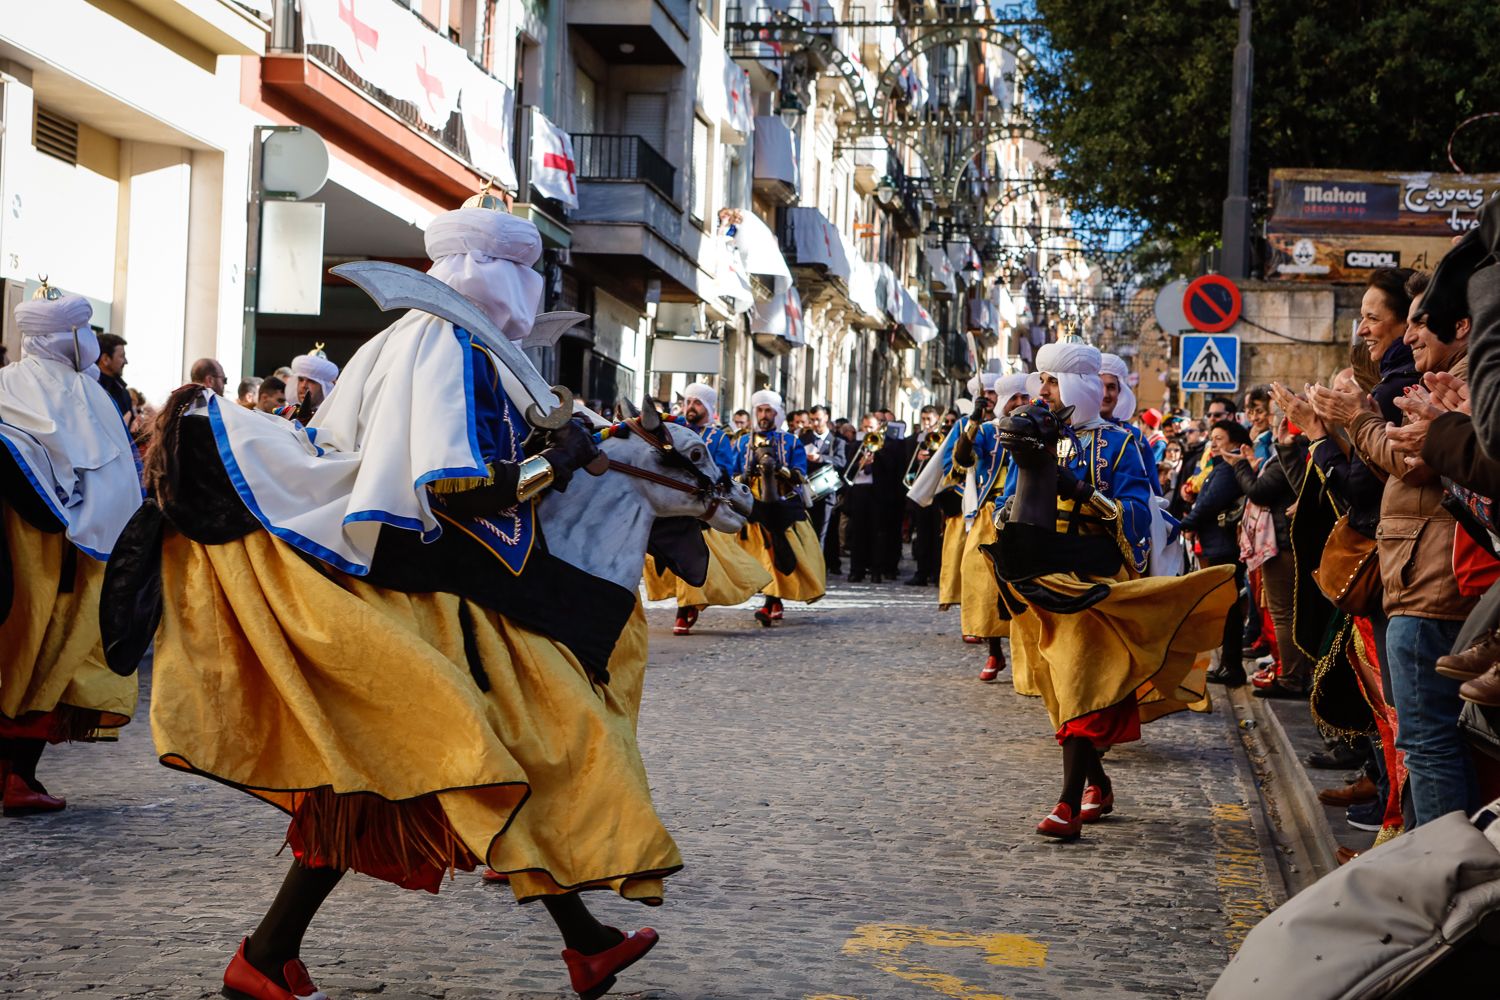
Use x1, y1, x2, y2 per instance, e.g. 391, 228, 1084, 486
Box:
646, 381, 771, 635
728, 389, 826, 623
1099, 352, 1158, 496
143, 205, 689, 1000
992, 338, 1236, 841
0, 292, 139, 817
949, 370, 1032, 681
287, 350, 339, 414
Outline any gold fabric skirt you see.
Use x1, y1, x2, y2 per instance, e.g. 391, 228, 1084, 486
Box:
734, 519, 827, 604
644, 528, 772, 609
959, 503, 1008, 639
0, 507, 136, 731
151, 530, 680, 902
938, 514, 965, 609
1010, 564, 1236, 731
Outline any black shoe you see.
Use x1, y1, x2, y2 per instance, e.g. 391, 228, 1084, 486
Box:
848, 572, 866, 583
1207, 665, 1247, 688
1253, 682, 1307, 700
1305, 744, 1365, 770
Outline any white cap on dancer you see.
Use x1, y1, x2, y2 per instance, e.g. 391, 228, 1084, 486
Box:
15, 294, 99, 374
683, 381, 718, 419
1027, 341, 1105, 428
994, 372, 1030, 406
425, 207, 544, 342
1099, 352, 1137, 421
965, 371, 1002, 397
749, 388, 785, 428
290, 350, 339, 399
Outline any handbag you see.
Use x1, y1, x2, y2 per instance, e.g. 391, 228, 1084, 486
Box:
1313, 514, 1382, 617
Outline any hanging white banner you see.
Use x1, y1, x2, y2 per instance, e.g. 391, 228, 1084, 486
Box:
302, 0, 518, 187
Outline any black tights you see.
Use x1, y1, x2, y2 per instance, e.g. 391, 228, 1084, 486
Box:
1059, 738, 1110, 812
986, 637, 1006, 665
244, 861, 620, 987
0, 738, 46, 789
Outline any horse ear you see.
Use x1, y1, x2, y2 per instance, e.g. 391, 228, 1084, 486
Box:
1057, 404, 1075, 424
618, 398, 640, 420
640, 395, 663, 434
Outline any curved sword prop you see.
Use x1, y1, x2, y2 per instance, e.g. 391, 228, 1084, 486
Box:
330, 260, 574, 430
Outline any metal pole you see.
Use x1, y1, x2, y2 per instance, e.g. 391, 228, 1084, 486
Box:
1220, 0, 1254, 279
241, 128, 266, 380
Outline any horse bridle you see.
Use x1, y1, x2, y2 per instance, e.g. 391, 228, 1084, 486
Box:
604, 417, 746, 519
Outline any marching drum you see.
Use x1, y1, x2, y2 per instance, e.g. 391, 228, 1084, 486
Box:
808, 463, 844, 501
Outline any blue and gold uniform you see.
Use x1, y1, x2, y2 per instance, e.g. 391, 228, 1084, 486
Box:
954, 420, 1010, 640
645, 415, 772, 621
727, 395, 826, 611
933, 418, 972, 608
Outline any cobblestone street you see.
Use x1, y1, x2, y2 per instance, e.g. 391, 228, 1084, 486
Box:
2, 575, 1277, 1000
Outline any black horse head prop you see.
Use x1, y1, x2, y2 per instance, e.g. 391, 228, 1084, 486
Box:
997, 400, 1073, 470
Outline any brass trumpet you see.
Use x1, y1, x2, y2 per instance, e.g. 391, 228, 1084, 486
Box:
845, 430, 884, 485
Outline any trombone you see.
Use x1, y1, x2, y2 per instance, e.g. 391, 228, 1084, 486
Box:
844, 430, 884, 485
903, 430, 946, 487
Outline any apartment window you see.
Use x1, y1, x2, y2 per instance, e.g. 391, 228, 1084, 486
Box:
690, 117, 710, 223
623, 93, 668, 156
574, 69, 598, 135
722, 143, 749, 210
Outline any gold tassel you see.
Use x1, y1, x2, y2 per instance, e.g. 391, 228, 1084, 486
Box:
281, 788, 475, 883
428, 463, 497, 496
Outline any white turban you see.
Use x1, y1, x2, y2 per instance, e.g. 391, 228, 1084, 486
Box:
291, 353, 339, 398
425, 208, 544, 342
994, 372, 1030, 405
1099, 352, 1137, 421
965, 371, 1002, 397
684, 381, 718, 419
1027, 341, 1104, 428
15, 295, 99, 374
749, 388, 785, 429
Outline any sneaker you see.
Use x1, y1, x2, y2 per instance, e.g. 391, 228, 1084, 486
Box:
1346, 797, 1383, 832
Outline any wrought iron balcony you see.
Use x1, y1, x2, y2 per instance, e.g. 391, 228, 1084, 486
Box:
571, 134, 677, 201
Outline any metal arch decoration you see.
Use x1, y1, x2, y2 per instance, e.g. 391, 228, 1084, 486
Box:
730, 19, 880, 121
866, 23, 1037, 127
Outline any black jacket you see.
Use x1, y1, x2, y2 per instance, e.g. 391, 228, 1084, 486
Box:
1311, 437, 1384, 538
1179, 459, 1244, 564
1231, 441, 1308, 552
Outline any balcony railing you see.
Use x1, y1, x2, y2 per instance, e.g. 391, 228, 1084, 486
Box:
571, 134, 676, 201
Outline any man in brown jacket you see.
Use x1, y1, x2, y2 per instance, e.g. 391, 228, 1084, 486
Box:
1311, 269, 1477, 828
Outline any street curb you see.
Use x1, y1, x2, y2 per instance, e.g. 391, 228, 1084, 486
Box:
1221, 683, 1340, 898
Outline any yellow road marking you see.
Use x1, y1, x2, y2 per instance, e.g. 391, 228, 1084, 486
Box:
1211, 801, 1273, 952
828, 922, 1047, 1000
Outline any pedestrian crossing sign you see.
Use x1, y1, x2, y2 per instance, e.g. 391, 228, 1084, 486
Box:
1179, 334, 1239, 392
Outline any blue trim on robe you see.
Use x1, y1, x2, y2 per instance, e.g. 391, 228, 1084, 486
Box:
0, 431, 111, 562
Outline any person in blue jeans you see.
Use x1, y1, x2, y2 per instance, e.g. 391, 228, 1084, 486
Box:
1310, 267, 1477, 826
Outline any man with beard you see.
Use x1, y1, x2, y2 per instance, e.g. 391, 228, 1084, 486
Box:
646, 382, 772, 635
730, 390, 826, 623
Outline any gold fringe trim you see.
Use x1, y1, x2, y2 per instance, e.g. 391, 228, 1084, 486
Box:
428, 463, 496, 495
281, 788, 478, 883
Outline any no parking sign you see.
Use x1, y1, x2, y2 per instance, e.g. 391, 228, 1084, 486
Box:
1182, 275, 1242, 333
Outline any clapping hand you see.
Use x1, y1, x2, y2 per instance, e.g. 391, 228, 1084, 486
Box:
1306, 381, 1368, 428
1270, 382, 1325, 439
1424, 371, 1471, 415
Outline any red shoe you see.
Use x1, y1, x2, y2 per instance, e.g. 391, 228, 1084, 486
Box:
480, 868, 509, 884
1036, 802, 1081, 839
769, 600, 784, 621
562, 927, 658, 1000
1249, 667, 1277, 689
1080, 785, 1115, 823
223, 938, 328, 1000
3, 773, 65, 816
673, 616, 691, 636
963, 635, 983, 645
754, 608, 773, 627
979, 656, 1002, 682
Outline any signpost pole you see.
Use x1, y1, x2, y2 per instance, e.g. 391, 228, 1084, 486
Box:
1221, 0, 1254, 279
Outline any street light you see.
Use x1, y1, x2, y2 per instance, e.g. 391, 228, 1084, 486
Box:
778, 91, 804, 129
876, 176, 896, 203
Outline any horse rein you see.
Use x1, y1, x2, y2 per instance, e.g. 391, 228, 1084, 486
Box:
602, 417, 738, 519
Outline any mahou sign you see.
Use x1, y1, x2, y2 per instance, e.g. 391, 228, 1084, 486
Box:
1266, 168, 1500, 283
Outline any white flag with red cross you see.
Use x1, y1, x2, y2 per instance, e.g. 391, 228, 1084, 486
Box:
530, 107, 578, 209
